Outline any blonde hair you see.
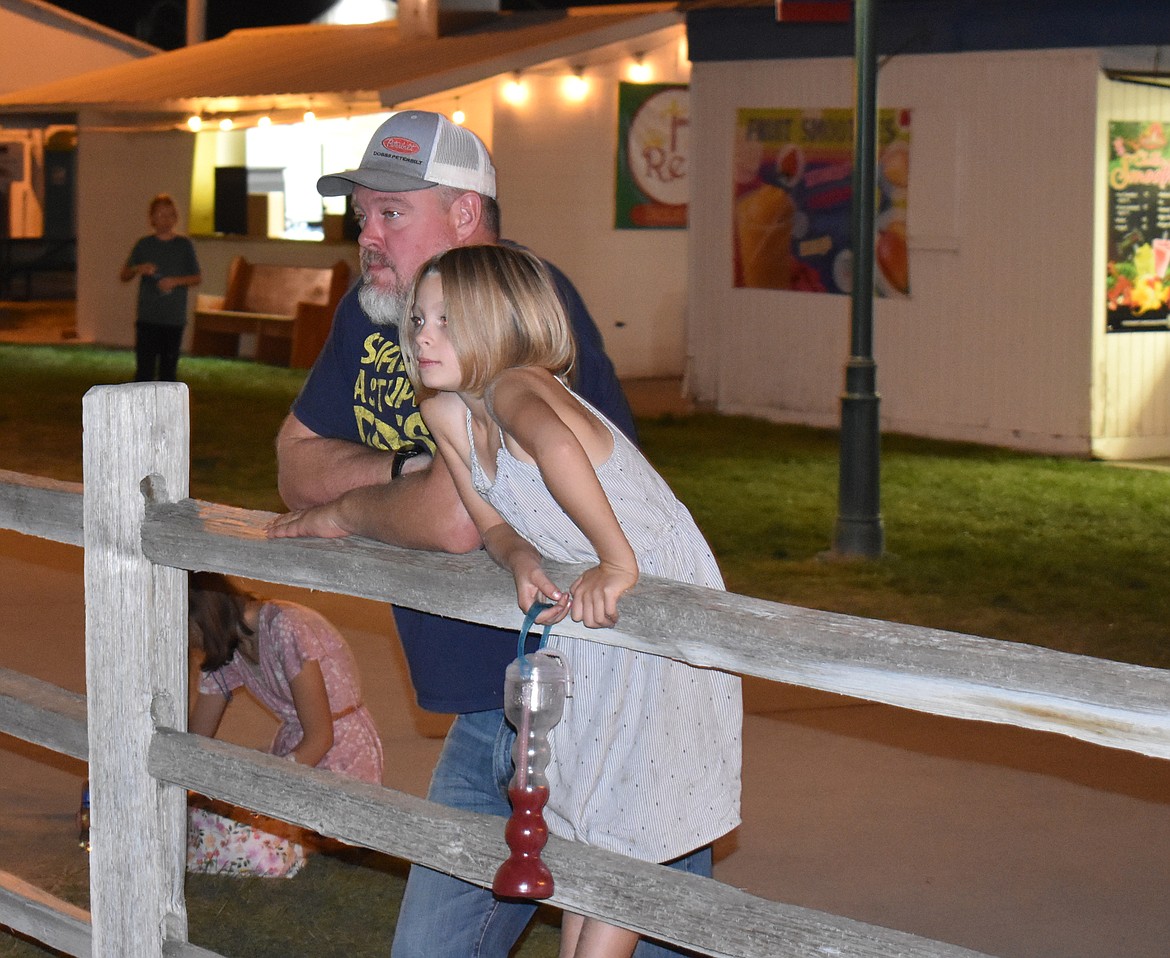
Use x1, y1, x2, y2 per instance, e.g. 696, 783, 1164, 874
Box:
402, 244, 575, 396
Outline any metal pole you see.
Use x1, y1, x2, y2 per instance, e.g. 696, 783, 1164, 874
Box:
186, 0, 206, 46
832, 0, 885, 558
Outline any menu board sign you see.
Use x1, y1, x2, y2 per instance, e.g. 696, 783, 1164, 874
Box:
615, 83, 688, 229
732, 107, 911, 296
1106, 120, 1170, 331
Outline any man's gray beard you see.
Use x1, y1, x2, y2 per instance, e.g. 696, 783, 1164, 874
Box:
358, 281, 407, 327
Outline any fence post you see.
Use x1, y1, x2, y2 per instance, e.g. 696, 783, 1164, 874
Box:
83, 383, 190, 957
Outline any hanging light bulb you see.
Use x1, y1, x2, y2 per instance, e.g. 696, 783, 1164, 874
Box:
186, 115, 203, 132
219, 117, 234, 131
503, 72, 528, 106
562, 69, 588, 103
257, 115, 272, 127
628, 53, 652, 83
303, 110, 317, 123
452, 99, 466, 125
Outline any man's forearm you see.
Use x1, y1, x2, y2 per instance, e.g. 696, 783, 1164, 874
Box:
277, 435, 396, 509
274, 413, 481, 552
323, 474, 481, 552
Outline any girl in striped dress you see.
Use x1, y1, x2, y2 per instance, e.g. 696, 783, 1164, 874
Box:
401, 244, 741, 958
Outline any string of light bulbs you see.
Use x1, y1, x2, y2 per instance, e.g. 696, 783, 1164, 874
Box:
179, 34, 687, 132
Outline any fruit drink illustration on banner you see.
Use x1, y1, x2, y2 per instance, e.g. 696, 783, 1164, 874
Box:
732, 107, 911, 295
1106, 120, 1170, 331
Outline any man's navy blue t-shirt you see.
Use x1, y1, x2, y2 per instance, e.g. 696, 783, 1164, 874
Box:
291, 251, 635, 713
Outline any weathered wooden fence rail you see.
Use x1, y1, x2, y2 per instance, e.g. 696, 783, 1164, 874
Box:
1, 380, 1169, 957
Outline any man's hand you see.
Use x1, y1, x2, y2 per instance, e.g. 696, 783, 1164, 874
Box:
266, 503, 352, 539
273, 413, 480, 552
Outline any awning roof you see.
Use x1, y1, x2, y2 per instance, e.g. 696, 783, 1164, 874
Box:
0, 5, 685, 127
2, 0, 160, 58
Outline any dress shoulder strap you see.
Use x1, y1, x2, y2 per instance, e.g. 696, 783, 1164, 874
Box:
464, 404, 507, 463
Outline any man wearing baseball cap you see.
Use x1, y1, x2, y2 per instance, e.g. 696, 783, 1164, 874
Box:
269, 111, 706, 957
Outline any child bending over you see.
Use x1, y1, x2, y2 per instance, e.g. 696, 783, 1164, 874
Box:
187, 573, 383, 876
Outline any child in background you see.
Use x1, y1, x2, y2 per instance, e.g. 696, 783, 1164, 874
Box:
119, 192, 201, 382
401, 245, 741, 958
187, 572, 383, 876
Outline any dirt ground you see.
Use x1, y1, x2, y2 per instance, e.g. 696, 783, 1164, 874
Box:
3, 527, 1170, 958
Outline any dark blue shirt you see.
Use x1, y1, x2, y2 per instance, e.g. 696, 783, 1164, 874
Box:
125, 234, 200, 327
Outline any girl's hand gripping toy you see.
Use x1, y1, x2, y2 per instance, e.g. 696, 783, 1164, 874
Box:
492, 604, 571, 899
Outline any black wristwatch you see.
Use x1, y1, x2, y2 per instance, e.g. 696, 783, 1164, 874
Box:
391, 445, 426, 480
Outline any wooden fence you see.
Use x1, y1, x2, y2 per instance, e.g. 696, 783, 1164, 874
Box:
1, 381, 1169, 957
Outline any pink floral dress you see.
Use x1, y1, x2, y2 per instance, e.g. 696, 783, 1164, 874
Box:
187, 600, 383, 877
199, 601, 383, 783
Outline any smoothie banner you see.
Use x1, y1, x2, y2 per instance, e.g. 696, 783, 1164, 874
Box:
732, 107, 911, 295
615, 83, 689, 229
1106, 120, 1170, 332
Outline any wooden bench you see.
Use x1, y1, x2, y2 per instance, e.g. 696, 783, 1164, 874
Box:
0, 237, 76, 300
191, 256, 350, 368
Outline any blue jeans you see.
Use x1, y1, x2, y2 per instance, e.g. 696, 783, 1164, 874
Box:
391, 709, 710, 958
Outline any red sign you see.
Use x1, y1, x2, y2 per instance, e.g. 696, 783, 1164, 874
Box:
775, 0, 851, 21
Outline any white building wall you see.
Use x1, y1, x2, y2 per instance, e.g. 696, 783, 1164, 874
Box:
76, 123, 365, 353
1091, 67, 1170, 460
76, 126, 196, 347
688, 47, 1102, 456
493, 31, 690, 379
76, 125, 362, 350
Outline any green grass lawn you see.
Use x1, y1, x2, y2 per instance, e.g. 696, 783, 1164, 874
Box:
0, 848, 564, 958
2, 341, 1169, 957
0, 343, 300, 512
643, 413, 1170, 669
2, 341, 1169, 669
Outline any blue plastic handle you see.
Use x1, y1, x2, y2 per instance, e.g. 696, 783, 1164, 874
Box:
517, 601, 553, 663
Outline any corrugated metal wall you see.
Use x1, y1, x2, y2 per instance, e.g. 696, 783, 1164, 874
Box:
688, 47, 1103, 456
1092, 67, 1170, 459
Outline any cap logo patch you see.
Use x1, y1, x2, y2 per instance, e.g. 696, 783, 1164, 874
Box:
382, 136, 421, 155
